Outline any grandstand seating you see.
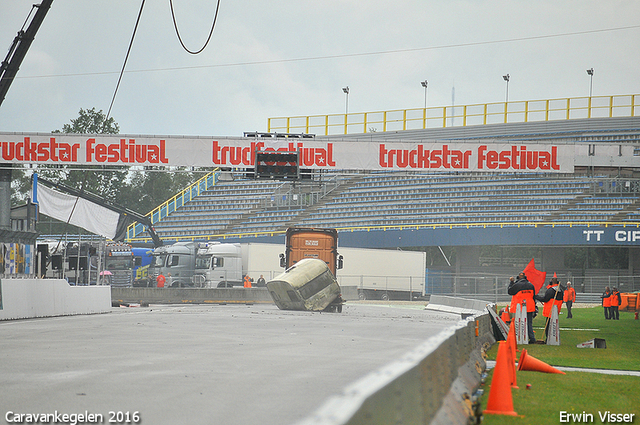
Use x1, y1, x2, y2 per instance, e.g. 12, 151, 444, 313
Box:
150, 172, 640, 240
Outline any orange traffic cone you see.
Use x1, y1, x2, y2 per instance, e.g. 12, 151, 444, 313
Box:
484, 341, 518, 416
517, 349, 566, 375
507, 321, 518, 388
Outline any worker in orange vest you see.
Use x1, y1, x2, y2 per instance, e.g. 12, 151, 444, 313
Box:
601, 286, 612, 319
243, 275, 252, 288
156, 273, 166, 288
535, 278, 563, 340
508, 272, 537, 343
610, 287, 621, 320
563, 281, 576, 319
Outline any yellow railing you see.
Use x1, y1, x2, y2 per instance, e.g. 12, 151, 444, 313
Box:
268, 94, 639, 135
125, 220, 640, 244
125, 170, 219, 242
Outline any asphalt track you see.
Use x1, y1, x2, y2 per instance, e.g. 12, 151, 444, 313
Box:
1, 303, 459, 425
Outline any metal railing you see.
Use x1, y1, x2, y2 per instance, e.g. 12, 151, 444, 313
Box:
258, 175, 343, 209
427, 270, 640, 301
125, 170, 219, 241
268, 94, 639, 135
125, 219, 640, 245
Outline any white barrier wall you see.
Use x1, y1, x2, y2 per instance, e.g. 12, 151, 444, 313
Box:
0, 279, 112, 320
297, 298, 495, 425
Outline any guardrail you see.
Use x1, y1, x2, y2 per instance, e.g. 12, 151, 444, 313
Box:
125, 220, 640, 245
125, 170, 219, 241
268, 94, 639, 135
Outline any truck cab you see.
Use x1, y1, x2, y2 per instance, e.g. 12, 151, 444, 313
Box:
280, 227, 343, 274
148, 242, 197, 287
193, 242, 243, 288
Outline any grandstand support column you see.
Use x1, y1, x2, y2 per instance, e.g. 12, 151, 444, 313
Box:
629, 248, 640, 289
0, 165, 11, 230
455, 246, 480, 274
542, 247, 565, 273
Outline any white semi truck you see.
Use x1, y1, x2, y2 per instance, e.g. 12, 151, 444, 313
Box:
337, 247, 426, 300
149, 240, 426, 299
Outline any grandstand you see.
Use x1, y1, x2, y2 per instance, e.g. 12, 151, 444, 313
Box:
149, 172, 639, 239
119, 112, 640, 296
141, 115, 640, 241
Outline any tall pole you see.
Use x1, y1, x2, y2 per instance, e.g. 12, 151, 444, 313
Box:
503, 74, 510, 123
503, 74, 510, 103
421, 80, 428, 128
342, 86, 349, 134
587, 68, 594, 97
342, 86, 349, 115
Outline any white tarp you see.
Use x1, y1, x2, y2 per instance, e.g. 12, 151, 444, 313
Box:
36, 184, 120, 240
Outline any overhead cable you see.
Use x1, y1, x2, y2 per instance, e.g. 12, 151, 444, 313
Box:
104, 0, 146, 129
169, 0, 221, 54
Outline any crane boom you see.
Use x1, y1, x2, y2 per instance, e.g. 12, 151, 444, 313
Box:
0, 0, 55, 108
37, 176, 164, 248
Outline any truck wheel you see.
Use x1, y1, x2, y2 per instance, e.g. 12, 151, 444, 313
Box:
381, 292, 390, 301
358, 291, 367, 301
337, 305, 343, 313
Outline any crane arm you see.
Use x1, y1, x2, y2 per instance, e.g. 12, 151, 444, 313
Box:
0, 0, 55, 108
37, 176, 164, 248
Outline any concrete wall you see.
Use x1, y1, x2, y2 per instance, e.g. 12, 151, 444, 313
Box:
0, 278, 111, 320
111, 287, 274, 305
297, 300, 494, 425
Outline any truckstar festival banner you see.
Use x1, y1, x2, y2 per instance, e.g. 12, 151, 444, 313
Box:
0, 133, 574, 173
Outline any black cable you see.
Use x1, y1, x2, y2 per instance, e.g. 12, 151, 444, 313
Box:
11, 24, 640, 80
104, 0, 146, 129
169, 0, 221, 55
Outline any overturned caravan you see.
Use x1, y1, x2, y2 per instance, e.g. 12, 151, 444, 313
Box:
267, 258, 344, 313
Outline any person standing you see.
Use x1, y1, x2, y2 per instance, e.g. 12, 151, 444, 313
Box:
535, 278, 563, 341
601, 286, 612, 319
610, 287, 621, 320
508, 272, 537, 343
243, 274, 252, 288
564, 281, 576, 319
256, 275, 266, 287
156, 273, 166, 288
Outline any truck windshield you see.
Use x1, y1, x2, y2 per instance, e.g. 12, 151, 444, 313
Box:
195, 256, 211, 270
106, 257, 133, 271
152, 254, 166, 268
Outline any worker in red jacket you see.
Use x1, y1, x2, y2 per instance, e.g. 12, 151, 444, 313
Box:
563, 281, 576, 319
508, 272, 537, 343
156, 273, 166, 288
610, 287, 621, 320
601, 287, 612, 319
535, 278, 563, 341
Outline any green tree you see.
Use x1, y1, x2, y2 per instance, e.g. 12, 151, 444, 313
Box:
42, 108, 126, 202
54, 107, 120, 134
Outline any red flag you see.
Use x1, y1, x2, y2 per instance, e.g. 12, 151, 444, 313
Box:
523, 258, 546, 294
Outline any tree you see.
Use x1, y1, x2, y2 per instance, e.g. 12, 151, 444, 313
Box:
42, 108, 126, 202
54, 107, 120, 134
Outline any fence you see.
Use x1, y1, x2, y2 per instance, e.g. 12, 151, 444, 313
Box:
268, 94, 639, 135
426, 270, 640, 302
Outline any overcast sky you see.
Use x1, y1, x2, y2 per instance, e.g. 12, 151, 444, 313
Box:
0, 0, 639, 137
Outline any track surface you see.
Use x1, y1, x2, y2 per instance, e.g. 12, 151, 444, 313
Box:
1, 303, 459, 425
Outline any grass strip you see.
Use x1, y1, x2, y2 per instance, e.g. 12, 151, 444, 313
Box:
480, 307, 640, 424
